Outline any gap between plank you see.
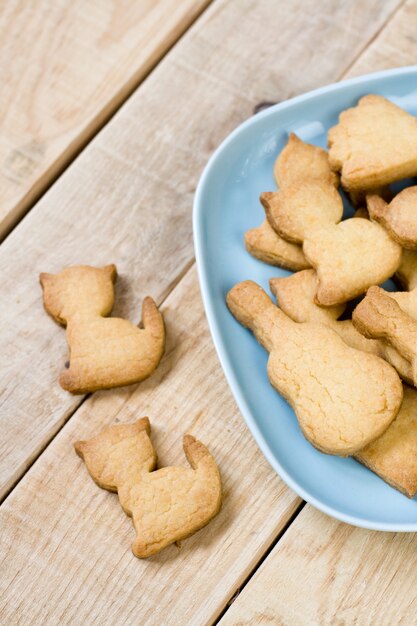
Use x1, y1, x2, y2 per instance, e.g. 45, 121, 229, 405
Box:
0, 0, 214, 245
213, 502, 307, 625
336, 0, 407, 81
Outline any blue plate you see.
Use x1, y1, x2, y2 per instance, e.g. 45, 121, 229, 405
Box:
194, 66, 417, 531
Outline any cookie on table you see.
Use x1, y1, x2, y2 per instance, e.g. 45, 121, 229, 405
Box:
328, 94, 417, 190
245, 220, 310, 270
227, 280, 403, 456
75, 418, 222, 558
40, 264, 165, 394
367, 188, 417, 249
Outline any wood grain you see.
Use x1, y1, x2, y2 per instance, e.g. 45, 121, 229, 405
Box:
0, 0, 400, 501
219, 506, 417, 626
0, 0, 211, 238
0, 267, 301, 626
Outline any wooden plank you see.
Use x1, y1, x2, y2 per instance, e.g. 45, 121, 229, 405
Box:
0, 0, 400, 501
219, 506, 417, 625
344, 0, 414, 76
0, 266, 301, 626
0, 0, 211, 238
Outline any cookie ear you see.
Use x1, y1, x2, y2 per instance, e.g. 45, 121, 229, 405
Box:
103, 264, 117, 283
39, 272, 54, 287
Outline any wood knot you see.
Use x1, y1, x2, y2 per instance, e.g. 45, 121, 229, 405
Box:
253, 101, 278, 115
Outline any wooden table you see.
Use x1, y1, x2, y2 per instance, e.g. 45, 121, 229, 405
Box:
1, 1, 416, 623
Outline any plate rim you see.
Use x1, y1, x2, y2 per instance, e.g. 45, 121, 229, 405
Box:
193, 65, 417, 532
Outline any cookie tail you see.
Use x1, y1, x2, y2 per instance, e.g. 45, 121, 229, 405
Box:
366, 194, 388, 223
142, 297, 165, 345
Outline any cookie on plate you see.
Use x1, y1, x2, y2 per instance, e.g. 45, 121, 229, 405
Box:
227, 280, 403, 456
328, 94, 417, 190
356, 385, 417, 498
270, 271, 417, 497
245, 220, 310, 270
270, 270, 412, 382
367, 188, 417, 249
353, 286, 417, 386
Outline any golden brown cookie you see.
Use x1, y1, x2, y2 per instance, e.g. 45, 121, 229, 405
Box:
348, 186, 392, 209
328, 94, 417, 190
367, 188, 417, 249
270, 270, 378, 354
75, 418, 222, 558
273, 132, 338, 188
356, 385, 417, 498
395, 249, 417, 290
269, 272, 417, 496
227, 280, 402, 456
353, 286, 417, 385
270, 270, 412, 383
303, 219, 402, 305
261, 182, 343, 244
40, 265, 165, 394
244, 220, 310, 270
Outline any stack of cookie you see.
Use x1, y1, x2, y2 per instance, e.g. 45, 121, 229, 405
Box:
228, 94, 417, 499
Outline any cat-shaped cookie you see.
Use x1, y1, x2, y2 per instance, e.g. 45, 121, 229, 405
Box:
328, 94, 417, 190
227, 280, 402, 455
269, 269, 412, 383
40, 264, 165, 393
75, 418, 222, 558
367, 189, 417, 249
353, 285, 417, 386
270, 271, 417, 498
245, 134, 334, 269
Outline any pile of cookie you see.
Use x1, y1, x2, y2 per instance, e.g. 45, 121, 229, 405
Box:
228, 95, 417, 499
40, 265, 222, 558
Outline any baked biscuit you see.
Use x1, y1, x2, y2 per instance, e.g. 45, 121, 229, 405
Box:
328, 94, 417, 190
353, 286, 417, 385
303, 219, 401, 305
75, 418, 222, 558
356, 385, 417, 498
270, 270, 378, 354
40, 265, 165, 393
270, 272, 417, 497
274, 132, 338, 188
261, 182, 343, 244
367, 188, 417, 249
270, 270, 412, 382
244, 220, 310, 270
395, 249, 417, 290
227, 280, 402, 456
